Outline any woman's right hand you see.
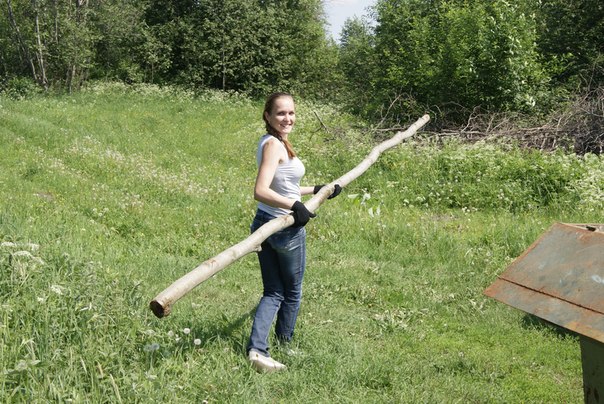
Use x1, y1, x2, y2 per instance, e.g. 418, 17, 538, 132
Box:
290, 201, 316, 227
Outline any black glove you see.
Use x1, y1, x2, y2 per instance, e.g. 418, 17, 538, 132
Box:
313, 184, 342, 199
291, 200, 316, 227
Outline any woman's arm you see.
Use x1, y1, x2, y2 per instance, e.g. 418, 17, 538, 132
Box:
254, 139, 297, 209
300, 186, 314, 196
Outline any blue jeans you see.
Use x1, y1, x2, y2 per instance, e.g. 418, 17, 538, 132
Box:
247, 209, 307, 356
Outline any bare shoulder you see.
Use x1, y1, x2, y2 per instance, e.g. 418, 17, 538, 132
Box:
262, 137, 286, 163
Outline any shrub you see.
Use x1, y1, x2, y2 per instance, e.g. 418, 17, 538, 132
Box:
1, 77, 41, 100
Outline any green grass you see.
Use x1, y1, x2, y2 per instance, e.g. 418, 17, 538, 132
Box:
1, 84, 601, 402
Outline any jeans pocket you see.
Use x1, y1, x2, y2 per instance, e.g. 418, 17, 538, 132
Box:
270, 227, 305, 251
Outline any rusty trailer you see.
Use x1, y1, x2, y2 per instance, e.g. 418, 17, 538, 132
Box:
484, 223, 604, 403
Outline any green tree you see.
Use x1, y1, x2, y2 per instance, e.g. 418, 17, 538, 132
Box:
91, 0, 153, 84
338, 17, 378, 115
536, 0, 604, 87
366, 0, 547, 122
1, 0, 150, 91
143, 0, 337, 97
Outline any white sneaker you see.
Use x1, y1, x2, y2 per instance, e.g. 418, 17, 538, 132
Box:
248, 349, 287, 373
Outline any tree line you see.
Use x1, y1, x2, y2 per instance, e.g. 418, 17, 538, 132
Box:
1, 0, 603, 124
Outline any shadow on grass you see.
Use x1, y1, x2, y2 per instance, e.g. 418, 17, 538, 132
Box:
521, 314, 580, 340
188, 308, 254, 349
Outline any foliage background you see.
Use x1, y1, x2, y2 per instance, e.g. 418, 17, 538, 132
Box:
1, 0, 603, 125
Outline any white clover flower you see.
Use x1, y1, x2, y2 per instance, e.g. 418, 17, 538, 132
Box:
50, 285, 64, 295
15, 360, 29, 372
167, 330, 175, 338
13, 250, 34, 258
25, 243, 40, 251
183, 328, 191, 335
194, 339, 201, 346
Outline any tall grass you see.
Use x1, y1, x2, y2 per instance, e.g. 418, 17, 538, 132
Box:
1, 84, 601, 402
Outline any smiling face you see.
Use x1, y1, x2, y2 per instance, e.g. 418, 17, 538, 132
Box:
264, 95, 296, 138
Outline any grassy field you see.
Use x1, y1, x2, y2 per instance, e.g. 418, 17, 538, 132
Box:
1, 84, 602, 402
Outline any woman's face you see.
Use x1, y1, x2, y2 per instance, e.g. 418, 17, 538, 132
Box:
265, 96, 295, 137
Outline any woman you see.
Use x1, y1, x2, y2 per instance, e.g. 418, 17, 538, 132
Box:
247, 92, 341, 372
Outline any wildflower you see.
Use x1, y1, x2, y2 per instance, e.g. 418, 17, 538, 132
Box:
13, 251, 45, 265
194, 339, 201, 346
13, 250, 34, 258
15, 360, 29, 372
50, 285, 64, 295
13, 359, 40, 372
183, 328, 191, 335
167, 330, 175, 338
26, 243, 39, 251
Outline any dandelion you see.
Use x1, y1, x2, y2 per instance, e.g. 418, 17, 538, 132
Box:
183, 328, 191, 335
194, 338, 201, 346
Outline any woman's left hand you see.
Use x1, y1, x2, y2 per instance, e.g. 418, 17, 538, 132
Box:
313, 184, 342, 199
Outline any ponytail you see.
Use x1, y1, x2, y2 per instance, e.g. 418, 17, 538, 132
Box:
271, 134, 296, 159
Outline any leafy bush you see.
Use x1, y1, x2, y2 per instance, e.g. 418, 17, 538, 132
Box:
369, 0, 548, 123
369, 139, 592, 212
0, 77, 41, 100
568, 86, 604, 155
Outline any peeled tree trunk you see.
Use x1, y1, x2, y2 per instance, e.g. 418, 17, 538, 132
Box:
150, 114, 431, 318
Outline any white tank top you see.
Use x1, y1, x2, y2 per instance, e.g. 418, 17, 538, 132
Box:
256, 134, 305, 217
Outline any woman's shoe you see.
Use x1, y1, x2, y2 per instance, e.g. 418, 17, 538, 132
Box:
248, 349, 287, 373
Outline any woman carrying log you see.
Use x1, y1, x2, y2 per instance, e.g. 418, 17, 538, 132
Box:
247, 92, 341, 372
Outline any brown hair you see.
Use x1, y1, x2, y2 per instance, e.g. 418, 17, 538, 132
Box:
263, 92, 296, 158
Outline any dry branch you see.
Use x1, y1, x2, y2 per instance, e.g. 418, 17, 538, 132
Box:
149, 114, 431, 318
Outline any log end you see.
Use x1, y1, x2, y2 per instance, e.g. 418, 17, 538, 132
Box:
149, 299, 170, 318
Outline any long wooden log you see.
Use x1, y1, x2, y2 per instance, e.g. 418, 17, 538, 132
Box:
150, 114, 430, 318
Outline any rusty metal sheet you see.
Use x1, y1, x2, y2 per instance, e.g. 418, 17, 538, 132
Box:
484, 223, 604, 343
